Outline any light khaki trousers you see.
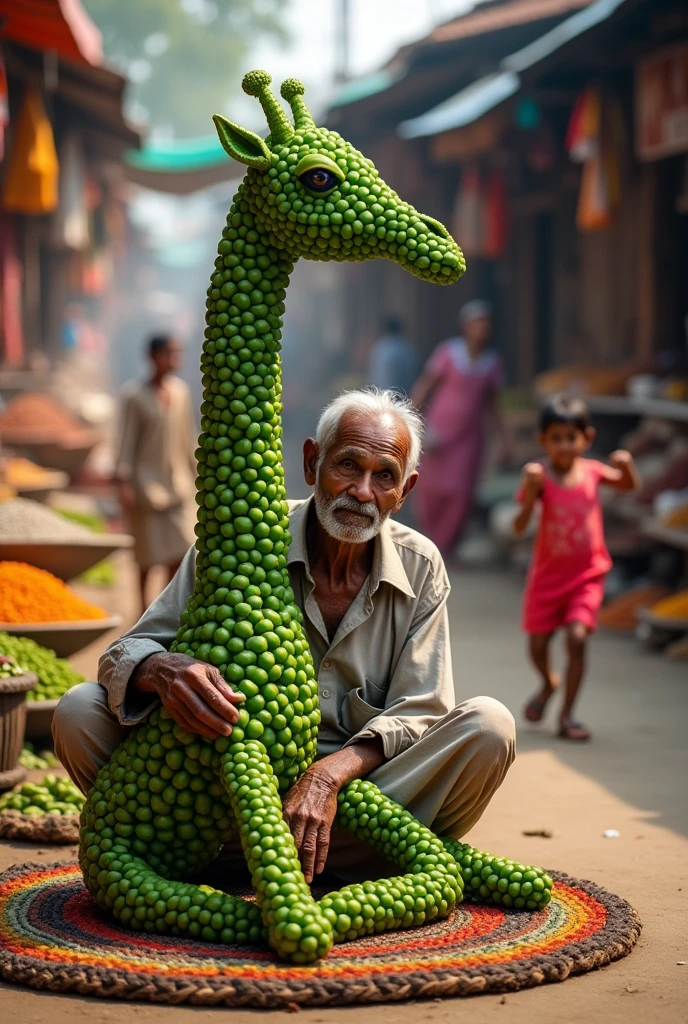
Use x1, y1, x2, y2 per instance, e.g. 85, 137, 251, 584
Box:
54, 683, 515, 875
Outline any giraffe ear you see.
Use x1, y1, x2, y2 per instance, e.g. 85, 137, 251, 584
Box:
213, 115, 271, 171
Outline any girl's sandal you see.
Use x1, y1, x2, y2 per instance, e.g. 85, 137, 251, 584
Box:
524, 692, 553, 723
558, 720, 591, 741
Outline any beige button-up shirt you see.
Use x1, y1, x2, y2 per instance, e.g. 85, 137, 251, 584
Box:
98, 496, 454, 761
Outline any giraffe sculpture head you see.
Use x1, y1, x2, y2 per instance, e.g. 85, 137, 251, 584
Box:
213, 70, 466, 284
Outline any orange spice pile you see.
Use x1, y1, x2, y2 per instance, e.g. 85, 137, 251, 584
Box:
0, 561, 107, 623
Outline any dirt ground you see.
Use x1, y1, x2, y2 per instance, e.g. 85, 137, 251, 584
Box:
2, 561, 686, 1023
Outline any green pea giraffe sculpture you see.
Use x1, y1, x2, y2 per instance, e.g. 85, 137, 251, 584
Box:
80, 71, 552, 964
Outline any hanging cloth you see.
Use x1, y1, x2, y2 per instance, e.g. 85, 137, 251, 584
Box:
1, 88, 59, 214
0, 50, 8, 161
452, 165, 484, 257
50, 133, 89, 249
483, 168, 508, 259
567, 87, 623, 233
0, 213, 24, 365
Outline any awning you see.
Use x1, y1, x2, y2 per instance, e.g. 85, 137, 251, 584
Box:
0, 0, 102, 67
400, 72, 520, 140
125, 136, 236, 195
399, 0, 632, 139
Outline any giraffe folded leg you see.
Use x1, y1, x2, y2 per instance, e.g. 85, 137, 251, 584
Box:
317, 779, 464, 944
441, 838, 553, 910
221, 739, 334, 963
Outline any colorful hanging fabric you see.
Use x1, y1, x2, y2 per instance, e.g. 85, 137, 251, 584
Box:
0, 214, 24, 365
483, 168, 508, 259
0, 50, 8, 161
567, 87, 623, 233
452, 165, 484, 257
1, 88, 59, 214
566, 87, 601, 163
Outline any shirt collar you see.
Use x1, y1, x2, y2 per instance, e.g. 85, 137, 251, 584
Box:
287, 494, 416, 599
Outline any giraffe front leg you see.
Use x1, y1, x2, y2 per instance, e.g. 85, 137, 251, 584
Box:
221, 739, 334, 963
318, 779, 463, 944
442, 838, 553, 910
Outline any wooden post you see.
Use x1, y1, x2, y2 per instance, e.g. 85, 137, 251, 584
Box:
636, 163, 657, 363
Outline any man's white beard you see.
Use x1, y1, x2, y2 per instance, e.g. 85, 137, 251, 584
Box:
314, 485, 389, 544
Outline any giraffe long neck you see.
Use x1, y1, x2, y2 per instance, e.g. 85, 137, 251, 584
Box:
170, 182, 296, 664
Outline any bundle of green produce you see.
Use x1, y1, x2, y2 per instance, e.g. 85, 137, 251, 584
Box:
80, 71, 551, 964
0, 632, 84, 701
54, 507, 107, 533
79, 559, 117, 586
0, 774, 83, 816
18, 742, 60, 770
0, 774, 84, 843
0, 654, 26, 678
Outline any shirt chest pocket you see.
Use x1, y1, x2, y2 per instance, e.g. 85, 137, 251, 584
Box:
339, 679, 387, 736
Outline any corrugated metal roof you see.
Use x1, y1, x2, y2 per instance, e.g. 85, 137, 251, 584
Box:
327, 0, 593, 113
399, 0, 630, 139
430, 0, 591, 44
399, 71, 519, 139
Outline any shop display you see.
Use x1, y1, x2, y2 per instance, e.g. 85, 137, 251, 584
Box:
0, 774, 83, 816
0, 561, 107, 623
0, 632, 84, 701
80, 71, 551, 966
18, 743, 59, 770
0, 392, 85, 445
0, 498, 92, 542
597, 584, 671, 632
648, 590, 688, 620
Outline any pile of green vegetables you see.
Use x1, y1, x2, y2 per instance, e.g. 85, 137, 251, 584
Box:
18, 743, 60, 770
0, 654, 25, 678
0, 774, 84, 816
0, 632, 84, 701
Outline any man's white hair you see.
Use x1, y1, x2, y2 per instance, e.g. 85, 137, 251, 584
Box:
315, 388, 424, 481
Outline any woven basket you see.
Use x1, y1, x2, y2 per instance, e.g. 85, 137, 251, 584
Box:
0, 672, 37, 790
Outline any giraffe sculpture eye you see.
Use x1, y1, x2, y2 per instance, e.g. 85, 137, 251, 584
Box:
299, 167, 339, 194
294, 153, 343, 196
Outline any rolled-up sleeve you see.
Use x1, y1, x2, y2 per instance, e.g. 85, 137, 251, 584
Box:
98, 545, 196, 725
343, 577, 454, 761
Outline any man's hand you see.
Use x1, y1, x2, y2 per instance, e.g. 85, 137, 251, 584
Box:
282, 764, 340, 883
281, 738, 385, 883
132, 652, 244, 740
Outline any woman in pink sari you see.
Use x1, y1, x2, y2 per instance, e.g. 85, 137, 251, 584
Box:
412, 301, 510, 558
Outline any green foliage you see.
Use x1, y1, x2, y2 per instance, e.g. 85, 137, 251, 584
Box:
82, 0, 289, 136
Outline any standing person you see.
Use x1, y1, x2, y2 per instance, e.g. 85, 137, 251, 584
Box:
115, 334, 197, 611
513, 395, 639, 741
367, 315, 419, 396
411, 300, 510, 559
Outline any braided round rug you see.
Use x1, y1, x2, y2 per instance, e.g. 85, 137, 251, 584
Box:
0, 862, 640, 1008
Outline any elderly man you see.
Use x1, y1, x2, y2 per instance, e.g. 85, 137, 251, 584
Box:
53, 389, 514, 883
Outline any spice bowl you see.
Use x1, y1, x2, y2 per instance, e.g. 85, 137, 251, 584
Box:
0, 535, 133, 581
0, 616, 123, 658
24, 698, 60, 744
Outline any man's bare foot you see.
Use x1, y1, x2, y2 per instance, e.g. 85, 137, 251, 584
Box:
524, 674, 560, 723
558, 719, 591, 741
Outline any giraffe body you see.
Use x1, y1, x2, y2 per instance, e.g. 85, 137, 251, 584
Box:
80, 73, 552, 963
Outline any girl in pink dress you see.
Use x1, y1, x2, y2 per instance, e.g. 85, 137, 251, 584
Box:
513, 395, 639, 741
412, 301, 510, 558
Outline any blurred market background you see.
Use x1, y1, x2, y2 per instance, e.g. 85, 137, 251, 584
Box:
0, 3, 687, 1018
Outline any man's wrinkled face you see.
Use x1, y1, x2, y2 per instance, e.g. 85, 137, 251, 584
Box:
306, 411, 417, 544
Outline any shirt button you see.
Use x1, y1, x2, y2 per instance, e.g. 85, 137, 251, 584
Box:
323, 660, 331, 668
321, 689, 330, 698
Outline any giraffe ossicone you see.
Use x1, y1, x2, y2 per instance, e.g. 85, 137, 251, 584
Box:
79, 72, 552, 964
